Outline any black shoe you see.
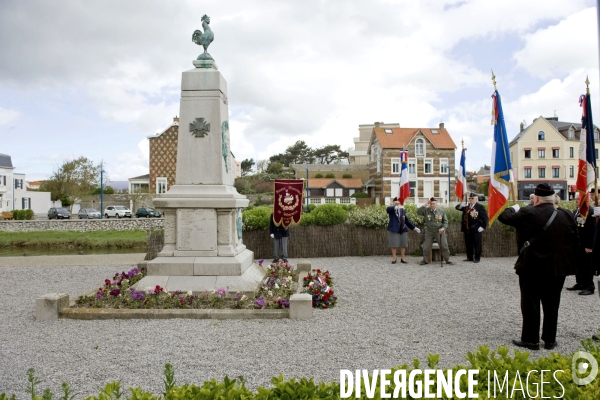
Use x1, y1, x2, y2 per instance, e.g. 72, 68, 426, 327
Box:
463, 259, 473, 262
391, 260, 397, 264
567, 284, 584, 291
512, 339, 540, 350
474, 260, 480, 263
592, 334, 600, 341
400, 259, 407, 264
544, 341, 557, 350
579, 289, 595, 296
272, 258, 278, 263
446, 260, 454, 265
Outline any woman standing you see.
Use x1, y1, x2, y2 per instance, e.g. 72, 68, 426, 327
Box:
386, 197, 420, 264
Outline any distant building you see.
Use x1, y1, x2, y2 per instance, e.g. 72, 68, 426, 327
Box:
0, 153, 52, 214
27, 181, 41, 190
306, 178, 362, 205
128, 174, 150, 193
350, 122, 400, 165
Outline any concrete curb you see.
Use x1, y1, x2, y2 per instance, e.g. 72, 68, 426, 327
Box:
59, 308, 288, 320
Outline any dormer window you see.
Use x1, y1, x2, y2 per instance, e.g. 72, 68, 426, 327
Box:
384, 129, 392, 134
538, 131, 545, 140
415, 138, 425, 157
431, 129, 439, 134
595, 130, 599, 141
568, 128, 574, 139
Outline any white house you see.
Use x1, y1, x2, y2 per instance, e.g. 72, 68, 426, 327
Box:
0, 153, 52, 216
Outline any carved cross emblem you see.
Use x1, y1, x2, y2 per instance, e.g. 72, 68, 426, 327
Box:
190, 117, 210, 137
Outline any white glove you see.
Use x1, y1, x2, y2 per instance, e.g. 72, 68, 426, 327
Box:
458, 203, 467, 209
414, 227, 421, 234
270, 234, 274, 239
593, 207, 600, 217
511, 204, 520, 212
477, 227, 484, 233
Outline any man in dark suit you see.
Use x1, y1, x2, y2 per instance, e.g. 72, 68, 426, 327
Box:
566, 190, 596, 295
498, 183, 578, 351
455, 192, 489, 263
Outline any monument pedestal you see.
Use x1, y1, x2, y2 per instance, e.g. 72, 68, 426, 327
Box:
134, 59, 264, 295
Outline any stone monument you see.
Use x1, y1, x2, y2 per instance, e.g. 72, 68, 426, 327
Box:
136, 16, 264, 294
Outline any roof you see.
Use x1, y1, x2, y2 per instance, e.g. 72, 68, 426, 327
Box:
509, 116, 599, 146
372, 127, 457, 149
129, 174, 150, 181
307, 178, 364, 189
147, 120, 179, 140
0, 153, 13, 168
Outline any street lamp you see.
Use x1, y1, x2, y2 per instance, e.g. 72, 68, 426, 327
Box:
100, 161, 105, 219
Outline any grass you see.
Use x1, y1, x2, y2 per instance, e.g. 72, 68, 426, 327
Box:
0, 230, 148, 249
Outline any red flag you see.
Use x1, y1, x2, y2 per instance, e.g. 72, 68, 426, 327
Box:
273, 179, 305, 228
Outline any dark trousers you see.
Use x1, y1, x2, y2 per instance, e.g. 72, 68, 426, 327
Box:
518, 273, 566, 343
464, 231, 482, 261
575, 249, 594, 289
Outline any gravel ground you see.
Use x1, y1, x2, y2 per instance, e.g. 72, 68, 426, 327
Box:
1, 254, 599, 398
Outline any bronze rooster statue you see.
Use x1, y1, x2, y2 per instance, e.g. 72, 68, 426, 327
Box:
192, 14, 214, 60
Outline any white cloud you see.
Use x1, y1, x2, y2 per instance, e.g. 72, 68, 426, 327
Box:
0, 107, 20, 125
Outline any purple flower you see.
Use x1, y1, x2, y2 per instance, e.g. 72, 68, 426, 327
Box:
129, 287, 136, 292
96, 292, 103, 299
216, 288, 228, 298
109, 289, 120, 297
128, 268, 139, 276
258, 259, 264, 266
132, 291, 145, 300
236, 293, 242, 300
255, 297, 265, 308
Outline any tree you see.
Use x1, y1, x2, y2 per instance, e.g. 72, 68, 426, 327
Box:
241, 158, 255, 176
312, 145, 349, 164
39, 157, 103, 206
256, 159, 269, 173
90, 186, 115, 195
270, 140, 314, 166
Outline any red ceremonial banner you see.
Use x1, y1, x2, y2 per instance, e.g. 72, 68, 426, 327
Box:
273, 179, 305, 228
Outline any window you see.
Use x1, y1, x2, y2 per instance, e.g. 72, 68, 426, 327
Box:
569, 128, 574, 139
384, 129, 392, 134
538, 149, 545, 158
335, 188, 343, 197
409, 181, 416, 197
156, 177, 167, 194
538, 131, 545, 140
595, 130, 599, 141
376, 148, 381, 172
569, 165, 574, 178
538, 167, 546, 178
570, 147, 574, 158
349, 189, 355, 196
326, 188, 334, 197
14, 179, 23, 189
596, 148, 599, 160
391, 158, 399, 174
408, 159, 416, 174
552, 167, 560, 178
0, 175, 5, 186
415, 138, 425, 156
440, 158, 449, 174
552, 149, 559, 158
431, 129, 439, 134
424, 158, 433, 174
524, 168, 531, 178
524, 150, 531, 159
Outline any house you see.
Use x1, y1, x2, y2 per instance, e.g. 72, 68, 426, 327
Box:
349, 122, 400, 165
128, 174, 150, 193
27, 181, 42, 190
306, 178, 362, 205
509, 116, 600, 200
0, 153, 14, 212
0, 153, 52, 215
367, 123, 457, 205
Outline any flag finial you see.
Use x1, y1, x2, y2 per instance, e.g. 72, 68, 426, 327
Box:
586, 76, 590, 95
491, 69, 497, 91
461, 138, 464, 149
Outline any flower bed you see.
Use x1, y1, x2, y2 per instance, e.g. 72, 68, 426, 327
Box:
72, 260, 305, 310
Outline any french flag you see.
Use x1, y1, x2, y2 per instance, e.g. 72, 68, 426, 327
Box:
398, 150, 410, 205
455, 148, 467, 202
576, 92, 596, 217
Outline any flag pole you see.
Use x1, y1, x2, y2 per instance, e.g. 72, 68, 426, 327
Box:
492, 70, 518, 205
588, 77, 599, 208
461, 138, 466, 204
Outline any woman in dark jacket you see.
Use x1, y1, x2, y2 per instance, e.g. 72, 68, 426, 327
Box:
386, 197, 420, 264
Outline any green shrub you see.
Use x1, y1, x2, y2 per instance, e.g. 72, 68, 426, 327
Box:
242, 206, 272, 231
440, 205, 463, 223
12, 210, 34, 220
308, 204, 316, 212
314, 173, 323, 178
347, 204, 388, 228
404, 203, 423, 225
325, 173, 335, 178
351, 192, 369, 198
342, 173, 352, 178
309, 204, 347, 226
298, 211, 315, 226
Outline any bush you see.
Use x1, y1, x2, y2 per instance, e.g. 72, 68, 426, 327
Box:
404, 203, 423, 225
440, 205, 462, 223
242, 206, 272, 231
314, 173, 323, 178
309, 204, 347, 226
351, 192, 369, 198
308, 203, 316, 212
347, 204, 388, 228
325, 173, 335, 178
342, 173, 352, 178
12, 209, 34, 220
298, 211, 315, 226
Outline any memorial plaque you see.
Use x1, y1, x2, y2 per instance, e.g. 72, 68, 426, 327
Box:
177, 209, 217, 251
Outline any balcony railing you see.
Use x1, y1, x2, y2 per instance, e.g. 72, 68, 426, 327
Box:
308, 197, 357, 205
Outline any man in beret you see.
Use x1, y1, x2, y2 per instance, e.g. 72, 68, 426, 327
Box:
498, 183, 578, 350
566, 189, 596, 295
455, 193, 489, 263
417, 197, 453, 265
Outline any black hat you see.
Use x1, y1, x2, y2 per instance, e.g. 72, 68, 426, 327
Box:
468, 192, 477, 198
589, 189, 598, 194
534, 183, 554, 196
392, 197, 398, 202
429, 197, 437, 202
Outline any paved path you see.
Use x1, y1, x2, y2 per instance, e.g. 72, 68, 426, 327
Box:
0, 253, 146, 267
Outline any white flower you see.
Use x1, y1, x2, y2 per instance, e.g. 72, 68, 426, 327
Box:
164, 289, 169, 294
122, 279, 129, 284
267, 290, 273, 297
309, 282, 314, 287
144, 286, 153, 294
187, 290, 193, 296
241, 295, 248, 301
266, 266, 271, 270
274, 283, 280, 289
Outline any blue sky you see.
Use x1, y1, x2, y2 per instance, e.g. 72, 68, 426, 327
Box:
0, 0, 598, 182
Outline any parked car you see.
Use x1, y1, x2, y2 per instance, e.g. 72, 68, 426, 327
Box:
48, 207, 71, 220
78, 208, 101, 219
104, 205, 132, 219
135, 207, 161, 218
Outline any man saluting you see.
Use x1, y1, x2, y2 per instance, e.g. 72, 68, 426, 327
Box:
455, 193, 489, 263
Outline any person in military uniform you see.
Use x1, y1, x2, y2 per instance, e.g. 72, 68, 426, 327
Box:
498, 183, 578, 351
455, 192, 489, 263
269, 213, 290, 263
566, 189, 596, 295
417, 197, 453, 265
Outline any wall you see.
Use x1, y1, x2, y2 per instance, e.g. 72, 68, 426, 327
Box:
0, 218, 163, 232
76, 193, 156, 213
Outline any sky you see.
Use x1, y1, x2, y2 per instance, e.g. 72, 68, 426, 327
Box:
1, 0, 599, 183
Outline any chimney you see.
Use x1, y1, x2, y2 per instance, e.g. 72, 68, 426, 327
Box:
520, 122, 524, 132
173, 116, 179, 123
439, 122, 444, 129
374, 122, 381, 126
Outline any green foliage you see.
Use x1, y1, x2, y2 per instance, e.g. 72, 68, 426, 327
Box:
307, 204, 347, 226
241, 158, 255, 176
342, 173, 352, 178
298, 211, 315, 226
242, 206, 272, 231
440, 205, 463, 222
12, 209, 34, 220
560, 200, 577, 211
314, 173, 323, 178
347, 204, 388, 228
39, 157, 103, 203
90, 186, 115, 195
325, 173, 335, 178
0, 230, 147, 249
307, 204, 316, 212
403, 203, 423, 225
351, 192, 369, 198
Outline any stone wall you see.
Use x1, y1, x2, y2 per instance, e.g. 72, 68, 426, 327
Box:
0, 218, 164, 232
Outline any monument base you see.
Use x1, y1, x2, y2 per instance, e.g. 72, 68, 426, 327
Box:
133, 262, 265, 296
